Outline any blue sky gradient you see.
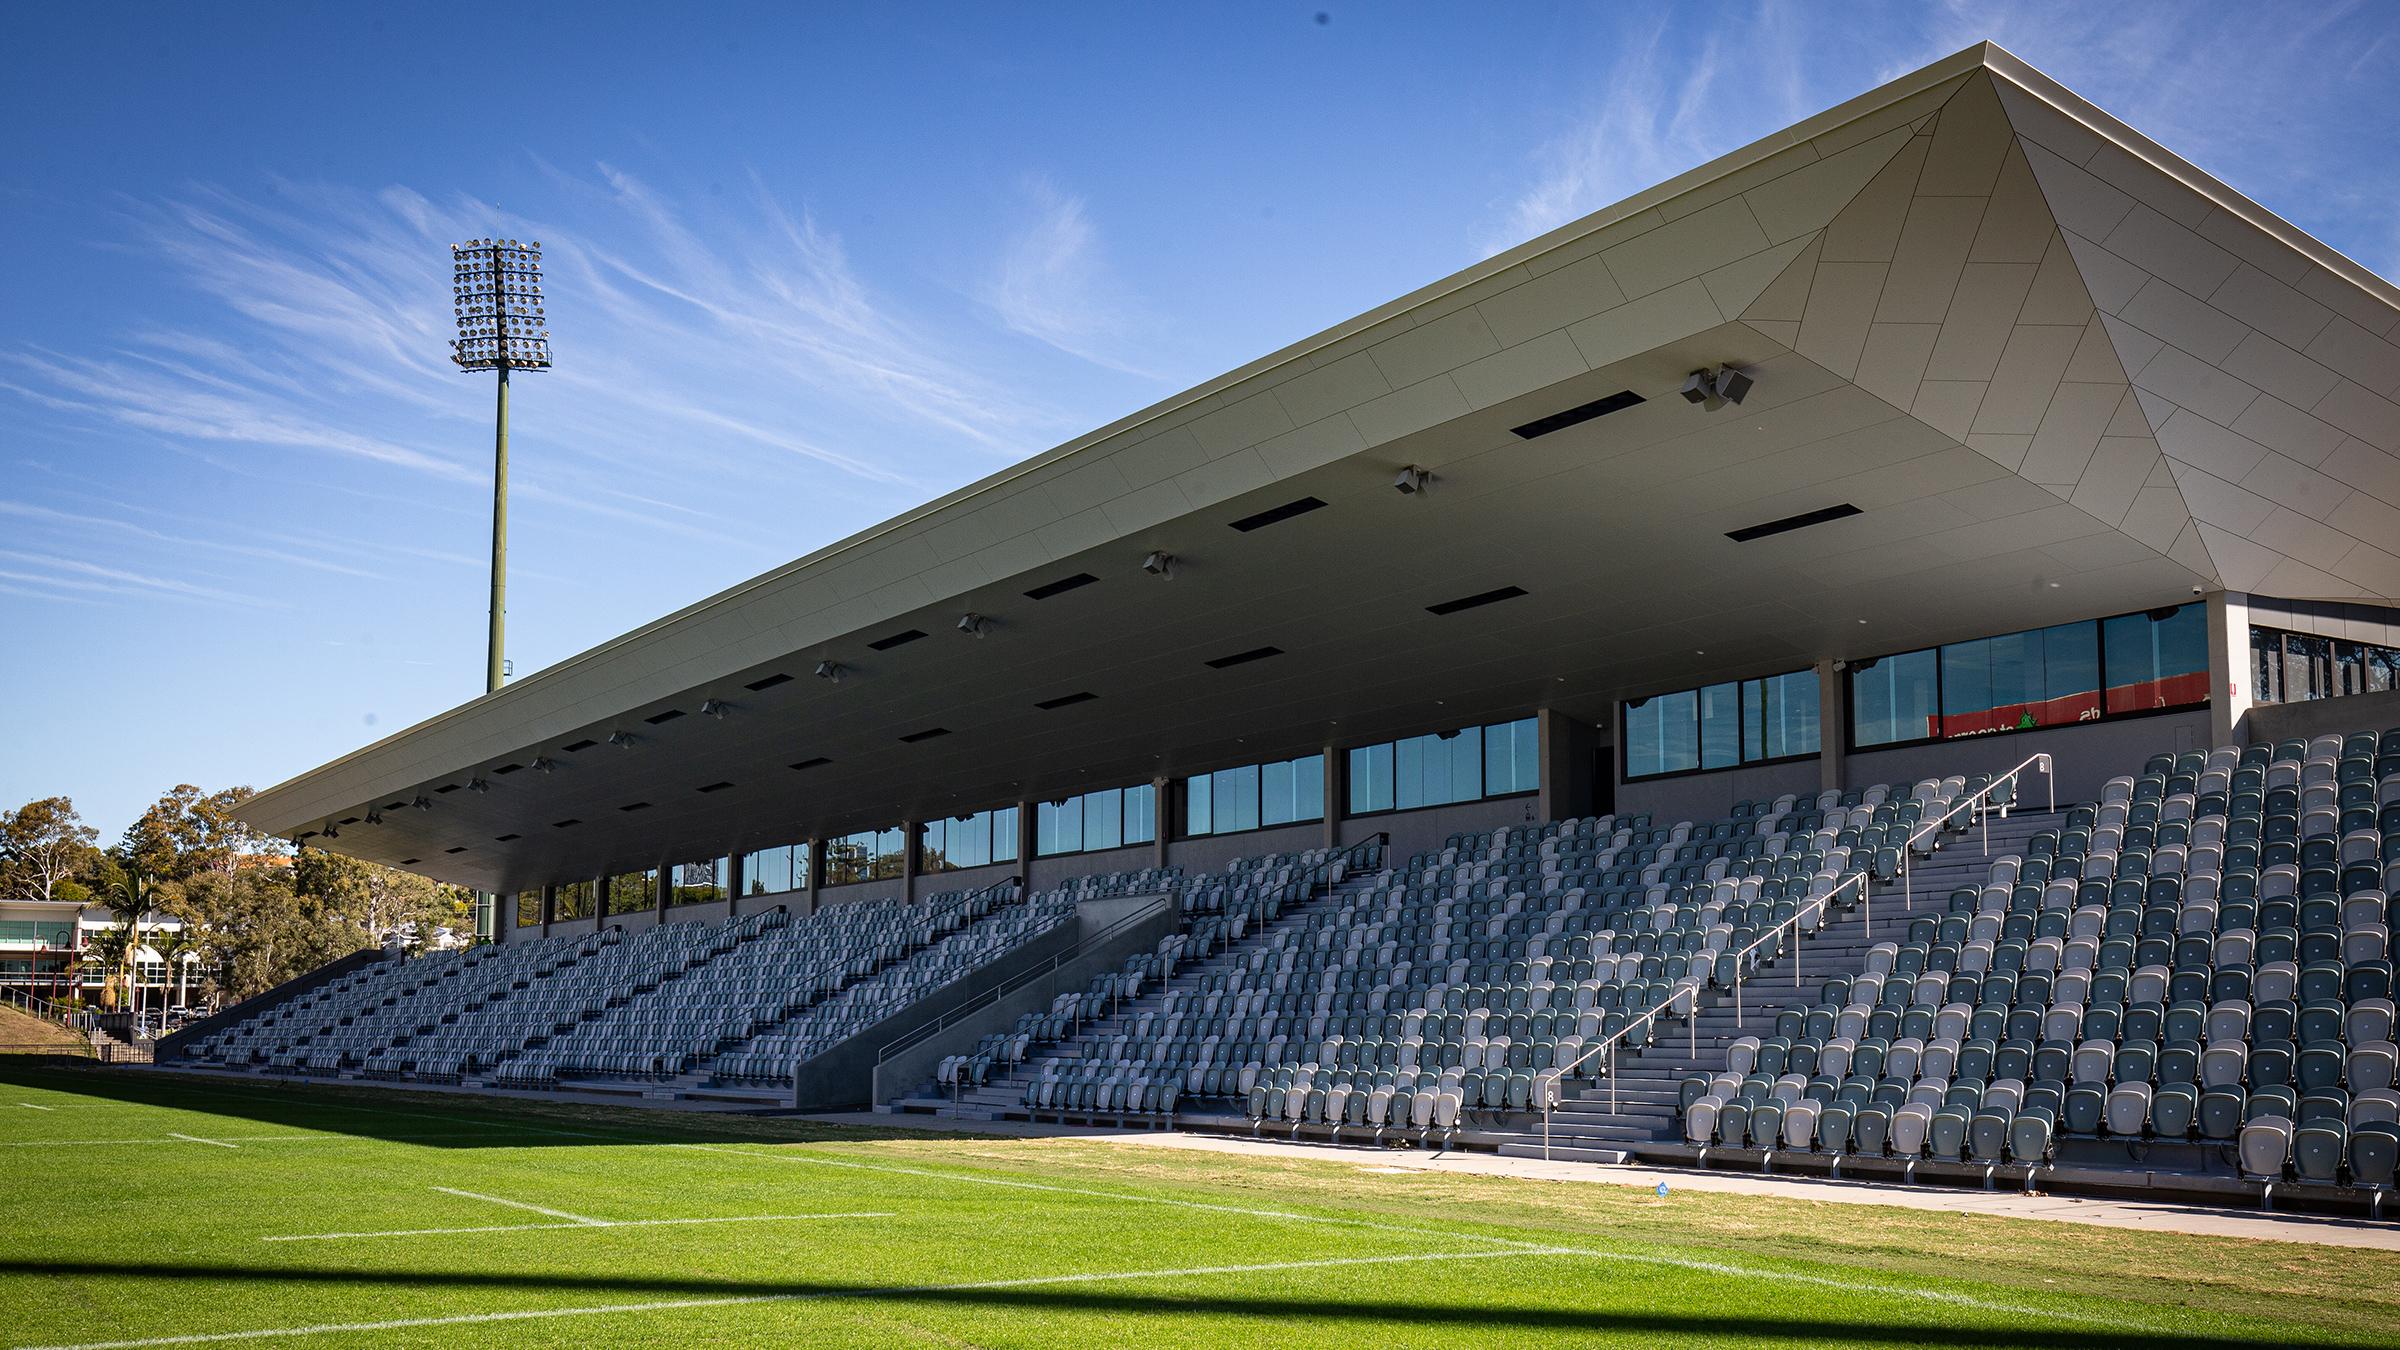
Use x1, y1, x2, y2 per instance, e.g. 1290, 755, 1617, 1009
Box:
4, 2, 2396, 837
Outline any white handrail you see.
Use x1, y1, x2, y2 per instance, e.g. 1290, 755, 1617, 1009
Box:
1538, 753, 2054, 1159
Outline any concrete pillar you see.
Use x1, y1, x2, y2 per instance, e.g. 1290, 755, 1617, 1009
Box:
653, 865, 669, 924
538, 883, 554, 931
1321, 748, 1342, 850
1016, 801, 1037, 878
2207, 590, 2253, 747
1816, 656, 1845, 793
804, 838, 821, 916
902, 822, 920, 903
727, 850, 745, 905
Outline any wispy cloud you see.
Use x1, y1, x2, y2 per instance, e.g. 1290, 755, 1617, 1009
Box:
983, 177, 1157, 378
0, 548, 286, 611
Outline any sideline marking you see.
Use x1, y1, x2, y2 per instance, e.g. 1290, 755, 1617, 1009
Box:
165, 1133, 236, 1150
10, 1248, 1566, 1350
17, 1104, 54, 1112
431, 1187, 602, 1226
263, 1212, 893, 1243
678, 1143, 2138, 1331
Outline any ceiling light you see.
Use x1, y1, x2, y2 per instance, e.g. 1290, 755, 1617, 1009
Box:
607, 730, 638, 749
956, 612, 989, 638
815, 660, 846, 683
531, 756, 557, 773
320, 821, 339, 839
468, 777, 490, 793
699, 698, 732, 718
410, 795, 432, 811
1681, 364, 1754, 412
363, 809, 383, 825
1394, 466, 1432, 495
1142, 550, 1176, 579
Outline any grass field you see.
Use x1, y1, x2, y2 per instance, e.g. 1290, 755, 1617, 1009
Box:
1, 1059, 2395, 1348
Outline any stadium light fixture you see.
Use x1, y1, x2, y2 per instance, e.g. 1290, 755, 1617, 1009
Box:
1142, 550, 1176, 579
450, 237, 552, 699
1393, 466, 1432, 495
815, 660, 846, 683
699, 698, 733, 718
956, 613, 989, 638
1680, 364, 1753, 412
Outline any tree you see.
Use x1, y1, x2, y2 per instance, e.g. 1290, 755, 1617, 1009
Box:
82, 924, 130, 1010
174, 866, 360, 1003
99, 861, 157, 1012
291, 849, 472, 948
118, 785, 262, 884
150, 925, 199, 1009
0, 797, 100, 902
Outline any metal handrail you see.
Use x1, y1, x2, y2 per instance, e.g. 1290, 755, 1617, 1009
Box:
1538, 753, 2054, 1158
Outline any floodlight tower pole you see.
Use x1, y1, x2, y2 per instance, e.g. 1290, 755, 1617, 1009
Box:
488, 362, 508, 696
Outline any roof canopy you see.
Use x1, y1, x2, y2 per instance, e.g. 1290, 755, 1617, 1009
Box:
241, 43, 2400, 891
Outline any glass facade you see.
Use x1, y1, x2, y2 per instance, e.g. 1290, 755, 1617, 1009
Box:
1624, 671, 1819, 781
824, 827, 906, 886
741, 842, 809, 897
1036, 784, 1156, 857
1348, 717, 1540, 813
1850, 604, 2209, 750
669, 858, 727, 907
553, 879, 594, 921
2254, 626, 2400, 705
1185, 754, 1321, 838
605, 868, 657, 916
921, 806, 1021, 873
514, 890, 541, 928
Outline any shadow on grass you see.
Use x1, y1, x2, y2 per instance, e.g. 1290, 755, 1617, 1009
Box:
0, 1258, 2356, 1349
0, 1058, 997, 1148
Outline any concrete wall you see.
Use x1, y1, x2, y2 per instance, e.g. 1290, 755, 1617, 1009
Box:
2247, 688, 2400, 746
1846, 709, 2212, 808
1337, 795, 1538, 863
1028, 843, 1154, 890
1616, 759, 1822, 827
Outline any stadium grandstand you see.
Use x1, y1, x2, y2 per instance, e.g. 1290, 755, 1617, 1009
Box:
182, 41, 2400, 1222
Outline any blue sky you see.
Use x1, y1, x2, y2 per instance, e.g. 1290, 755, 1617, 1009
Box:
4, 2, 2396, 840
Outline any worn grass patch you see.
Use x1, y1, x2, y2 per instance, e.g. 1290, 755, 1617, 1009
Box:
0, 1059, 2391, 1349
0, 1009, 87, 1056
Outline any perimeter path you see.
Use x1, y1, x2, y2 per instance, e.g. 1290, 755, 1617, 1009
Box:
803, 1111, 2400, 1253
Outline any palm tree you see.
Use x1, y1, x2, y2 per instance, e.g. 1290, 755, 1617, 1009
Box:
102, 862, 154, 1014
150, 925, 195, 1011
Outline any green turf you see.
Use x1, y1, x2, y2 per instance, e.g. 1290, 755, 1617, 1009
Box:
0, 1059, 2393, 1349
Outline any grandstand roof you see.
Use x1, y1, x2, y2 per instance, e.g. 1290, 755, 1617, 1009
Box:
240, 41, 2400, 891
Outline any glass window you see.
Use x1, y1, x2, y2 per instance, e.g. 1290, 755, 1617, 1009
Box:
669, 858, 726, 907
823, 830, 901, 885
2251, 627, 2283, 704
1624, 689, 1699, 778
553, 879, 594, 921
922, 807, 1017, 872
605, 868, 656, 916
742, 843, 806, 896
1348, 742, 1394, 815
514, 890, 541, 928
2250, 626, 2400, 705
1758, 669, 1820, 760
1125, 784, 1156, 846
1211, 764, 1261, 834
1698, 682, 1741, 770
1083, 790, 1124, 851
1938, 621, 2100, 738
1484, 717, 1539, 796
1851, 648, 1940, 748
1183, 755, 1320, 837
2102, 604, 2209, 715
1037, 795, 1085, 857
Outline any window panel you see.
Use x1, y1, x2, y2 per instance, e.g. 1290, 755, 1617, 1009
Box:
1083, 789, 1124, 851
2102, 604, 2209, 714
742, 844, 800, 896
553, 880, 594, 920
1699, 682, 1742, 769
1348, 743, 1393, 814
992, 806, 1021, 862
1851, 648, 1939, 748
1124, 786, 1154, 846
1485, 717, 1539, 795
1212, 764, 1260, 834
1758, 669, 1820, 760
606, 868, 656, 916
669, 858, 726, 906
514, 890, 541, 927
1182, 776, 1211, 838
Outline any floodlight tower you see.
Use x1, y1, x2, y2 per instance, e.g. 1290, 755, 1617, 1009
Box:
449, 237, 552, 695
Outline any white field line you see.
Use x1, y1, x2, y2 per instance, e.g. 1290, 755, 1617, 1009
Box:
678, 1143, 2140, 1332
10, 1248, 1569, 1350
17, 1103, 54, 1111
430, 1186, 602, 1225
164, 1133, 236, 1150
0, 1131, 565, 1149
262, 1212, 895, 1243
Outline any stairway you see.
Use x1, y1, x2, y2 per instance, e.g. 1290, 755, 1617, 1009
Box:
1491, 806, 2073, 1163
893, 870, 1392, 1121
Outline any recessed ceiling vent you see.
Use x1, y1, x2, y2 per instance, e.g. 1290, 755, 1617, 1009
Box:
562, 738, 598, 753
868, 628, 927, 651
697, 781, 735, 794
443, 846, 468, 855
1035, 691, 1098, 710
1725, 502, 1862, 542
744, 672, 793, 692
898, 727, 951, 744
644, 708, 686, 725
1427, 585, 1528, 616
619, 801, 651, 813
1228, 496, 1327, 532
494, 833, 521, 843
1024, 572, 1099, 600
552, 819, 582, 829
1205, 646, 1284, 670
1509, 390, 1644, 439
789, 757, 832, 772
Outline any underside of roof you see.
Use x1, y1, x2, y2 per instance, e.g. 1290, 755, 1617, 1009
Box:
239, 42, 2400, 892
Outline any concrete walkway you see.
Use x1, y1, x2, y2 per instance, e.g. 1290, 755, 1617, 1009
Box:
810, 1110, 2400, 1251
